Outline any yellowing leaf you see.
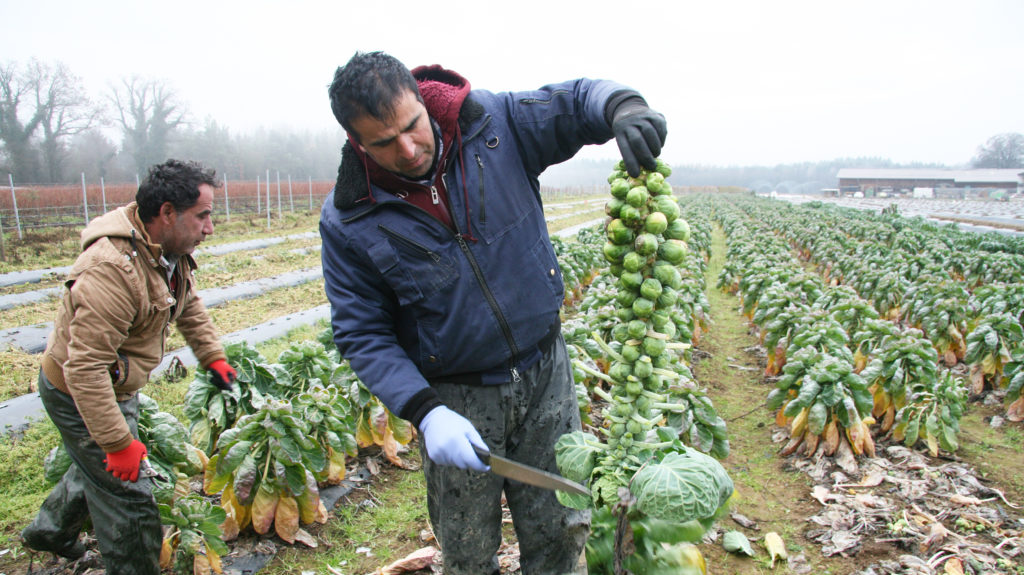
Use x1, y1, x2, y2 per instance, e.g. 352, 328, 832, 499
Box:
823, 419, 840, 456
275, 495, 300, 544
764, 532, 787, 567
194, 553, 213, 575
206, 546, 223, 574
327, 450, 347, 483
370, 403, 389, 445
251, 486, 278, 535
943, 556, 964, 575
1006, 396, 1024, 422
160, 537, 174, 569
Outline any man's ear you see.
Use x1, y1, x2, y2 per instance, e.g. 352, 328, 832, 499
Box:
159, 202, 176, 222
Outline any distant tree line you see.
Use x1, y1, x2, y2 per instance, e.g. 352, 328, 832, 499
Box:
542, 136, 1024, 193
3, 59, 1020, 188
0, 59, 345, 185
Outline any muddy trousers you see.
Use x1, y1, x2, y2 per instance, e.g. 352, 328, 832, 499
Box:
21, 370, 162, 575
423, 334, 591, 575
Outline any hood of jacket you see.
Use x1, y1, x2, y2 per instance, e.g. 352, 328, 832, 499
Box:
333, 65, 485, 211
81, 202, 194, 269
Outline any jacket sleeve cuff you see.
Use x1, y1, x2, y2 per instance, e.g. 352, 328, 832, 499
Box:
401, 387, 443, 429
604, 90, 646, 126
101, 432, 136, 454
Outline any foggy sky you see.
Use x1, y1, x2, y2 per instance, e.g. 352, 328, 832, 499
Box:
3, 0, 1022, 167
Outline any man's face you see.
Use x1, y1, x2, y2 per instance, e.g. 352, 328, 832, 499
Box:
163, 183, 215, 256
350, 89, 435, 179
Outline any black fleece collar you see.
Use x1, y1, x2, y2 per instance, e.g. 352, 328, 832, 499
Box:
332, 97, 485, 211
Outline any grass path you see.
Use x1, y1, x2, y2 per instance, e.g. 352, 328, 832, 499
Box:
692, 224, 866, 574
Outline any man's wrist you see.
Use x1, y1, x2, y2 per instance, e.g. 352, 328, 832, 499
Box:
604, 91, 646, 125
404, 387, 443, 429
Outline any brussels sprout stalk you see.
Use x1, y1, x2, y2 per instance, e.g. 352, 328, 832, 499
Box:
590, 330, 626, 362
573, 359, 616, 386
591, 385, 616, 404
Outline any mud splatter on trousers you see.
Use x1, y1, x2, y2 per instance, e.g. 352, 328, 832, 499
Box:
21, 370, 162, 575
423, 334, 590, 575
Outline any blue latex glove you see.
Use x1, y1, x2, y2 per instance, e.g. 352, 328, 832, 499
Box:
419, 406, 490, 472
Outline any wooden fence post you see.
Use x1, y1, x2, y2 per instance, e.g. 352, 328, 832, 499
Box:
8, 173, 22, 239
81, 172, 89, 225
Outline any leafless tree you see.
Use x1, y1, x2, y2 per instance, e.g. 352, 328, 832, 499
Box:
971, 133, 1024, 169
30, 60, 102, 182
109, 76, 186, 176
0, 60, 45, 180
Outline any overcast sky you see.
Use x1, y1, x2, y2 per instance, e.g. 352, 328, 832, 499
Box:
3, 0, 1022, 168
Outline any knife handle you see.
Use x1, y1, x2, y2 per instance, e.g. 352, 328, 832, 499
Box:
472, 444, 491, 466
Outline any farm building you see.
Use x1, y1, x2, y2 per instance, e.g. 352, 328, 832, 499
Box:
836, 168, 1024, 199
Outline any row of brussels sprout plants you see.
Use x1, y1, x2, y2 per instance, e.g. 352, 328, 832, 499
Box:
44, 334, 415, 573
712, 194, 1023, 471
552, 161, 735, 574
42, 168, 736, 574
775, 198, 1024, 421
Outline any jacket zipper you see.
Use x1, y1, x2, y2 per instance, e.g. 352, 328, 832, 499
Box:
475, 154, 486, 225
378, 225, 442, 263
442, 171, 521, 382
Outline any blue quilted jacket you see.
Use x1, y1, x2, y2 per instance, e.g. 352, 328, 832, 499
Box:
320, 67, 630, 423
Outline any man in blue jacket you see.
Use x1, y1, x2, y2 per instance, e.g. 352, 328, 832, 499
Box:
321, 51, 666, 574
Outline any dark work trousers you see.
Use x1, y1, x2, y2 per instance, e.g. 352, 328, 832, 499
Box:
22, 369, 162, 575
423, 334, 591, 575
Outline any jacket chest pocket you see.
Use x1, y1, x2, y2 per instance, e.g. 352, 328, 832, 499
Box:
468, 147, 532, 245
369, 226, 459, 305
135, 278, 175, 338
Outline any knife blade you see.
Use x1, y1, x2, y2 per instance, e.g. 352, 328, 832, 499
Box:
473, 445, 590, 497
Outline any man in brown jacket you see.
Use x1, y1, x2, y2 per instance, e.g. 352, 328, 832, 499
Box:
21, 159, 237, 575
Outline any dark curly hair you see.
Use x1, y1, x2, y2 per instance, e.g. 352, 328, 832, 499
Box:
136, 159, 219, 222
328, 51, 422, 140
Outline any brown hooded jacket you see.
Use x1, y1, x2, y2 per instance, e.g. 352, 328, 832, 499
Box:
41, 202, 225, 452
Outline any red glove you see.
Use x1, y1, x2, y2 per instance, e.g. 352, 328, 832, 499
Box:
208, 359, 237, 391
104, 439, 147, 482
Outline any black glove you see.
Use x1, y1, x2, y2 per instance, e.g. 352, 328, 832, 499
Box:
610, 97, 667, 178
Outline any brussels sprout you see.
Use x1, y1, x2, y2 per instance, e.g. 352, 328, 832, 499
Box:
616, 307, 636, 322
605, 197, 625, 218
622, 251, 644, 273
621, 342, 642, 363
650, 310, 671, 330
635, 233, 659, 256
603, 241, 630, 264
610, 178, 630, 199
657, 286, 679, 308
658, 239, 687, 265
633, 356, 654, 379
640, 278, 663, 301
628, 319, 650, 340
627, 420, 644, 436
644, 211, 668, 235
643, 336, 667, 357
607, 219, 635, 245
611, 323, 631, 344
626, 185, 650, 208
664, 218, 691, 242
609, 361, 633, 380
656, 158, 672, 177
626, 380, 644, 396
653, 195, 680, 223
620, 271, 644, 291
616, 287, 638, 308
633, 297, 656, 318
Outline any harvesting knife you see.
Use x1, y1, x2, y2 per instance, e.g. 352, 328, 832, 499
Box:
472, 445, 590, 497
